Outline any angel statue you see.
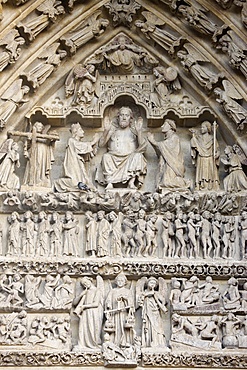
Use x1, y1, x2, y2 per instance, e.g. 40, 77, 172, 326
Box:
0, 79, 29, 128
177, 43, 224, 91
0, 139, 20, 190
73, 276, 104, 350
221, 145, 247, 192
178, 3, 222, 36
20, 43, 67, 90
214, 80, 247, 131
17, 0, 65, 42
0, 30, 25, 72
60, 11, 109, 55
152, 66, 181, 107
135, 11, 183, 55
104, 272, 135, 348
136, 277, 168, 349
65, 64, 100, 107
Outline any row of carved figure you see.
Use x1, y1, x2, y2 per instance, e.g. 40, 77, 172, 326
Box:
0, 1, 246, 89
1, 309, 247, 354
0, 273, 246, 313
4, 209, 247, 259
1, 111, 247, 192
2, 189, 246, 215
0, 274, 247, 357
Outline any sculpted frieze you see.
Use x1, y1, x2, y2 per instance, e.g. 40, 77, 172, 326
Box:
0, 3, 246, 368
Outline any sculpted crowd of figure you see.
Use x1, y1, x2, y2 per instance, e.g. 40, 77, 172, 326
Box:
1, 105, 247, 193
0, 272, 246, 356
3, 208, 247, 260
7, 210, 79, 258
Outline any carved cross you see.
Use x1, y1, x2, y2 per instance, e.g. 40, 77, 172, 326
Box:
8, 126, 59, 186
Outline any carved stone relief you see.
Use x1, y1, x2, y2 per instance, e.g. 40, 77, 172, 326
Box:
0, 0, 246, 369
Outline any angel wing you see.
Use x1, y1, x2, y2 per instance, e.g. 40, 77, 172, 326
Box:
38, 43, 60, 59
142, 11, 165, 26
72, 11, 102, 32
135, 276, 147, 308
158, 277, 168, 302
0, 139, 13, 161
0, 30, 19, 47
222, 79, 243, 100
183, 43, 209, 62
96, 275, 105, 304
233, 144, 247, 165
37, 0, 56, 13
94, 69, 101, 98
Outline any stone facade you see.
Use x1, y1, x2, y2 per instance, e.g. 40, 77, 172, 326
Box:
0, 0, 246, 368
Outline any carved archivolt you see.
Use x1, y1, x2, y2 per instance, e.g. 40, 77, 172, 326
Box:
0, 0, 245, 369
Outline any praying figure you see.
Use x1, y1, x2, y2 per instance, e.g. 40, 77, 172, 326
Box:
54, 122, 100, 192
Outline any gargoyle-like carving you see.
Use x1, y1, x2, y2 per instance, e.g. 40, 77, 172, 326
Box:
170, 276, 220, 311
105, 0, 141, 26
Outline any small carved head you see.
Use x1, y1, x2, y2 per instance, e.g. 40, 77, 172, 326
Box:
33, 122, 44, 133
115, 272, 127, 287
162, 119, 176, 133
118, 106, 133, 128
201, 121, 212, 134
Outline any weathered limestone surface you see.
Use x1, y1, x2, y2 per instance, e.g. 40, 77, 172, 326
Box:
0, 0, 246, 369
